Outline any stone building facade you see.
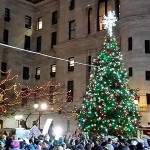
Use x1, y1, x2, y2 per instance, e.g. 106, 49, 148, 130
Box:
0, 0, 150, 134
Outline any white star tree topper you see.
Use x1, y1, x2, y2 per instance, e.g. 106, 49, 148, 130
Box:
102, 11, 117, 37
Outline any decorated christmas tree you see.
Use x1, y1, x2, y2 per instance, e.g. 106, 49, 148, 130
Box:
77, 11, 141, 137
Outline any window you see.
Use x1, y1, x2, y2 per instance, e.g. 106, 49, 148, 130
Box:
49, 86, 54, 102
21, 88, 28, 106
24, 35, 30, 50
88, 56, 91, 74
36, 36, 42, 52
50, 64, 56, 77
25, 15, 31, 29
128, 67, 133, 77
37, 17, 42, 30
35, 67, 40, 80
145, 40, 150, 53
146, 71, 150, 80
23, 67, 29, 80
69, 20, 75, 39
1, 62, 7, 76
51, 32, 57, 48
67, 81, 74, 102
146, 94, 150, 105
52, 11, 58, 25
115, 0, 120, 20
69, 0, 75, 10
4, 8, 10, 22
128, 37, 132, 51
3, 29, 9, 44
97, 0, 107, 31
88, 8, 92, 34
68, 57, 74, 71
0, 84, 5, 101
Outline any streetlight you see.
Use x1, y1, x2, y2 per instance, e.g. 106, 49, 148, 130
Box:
33, 102, 47, 129
14, 115, 23, 128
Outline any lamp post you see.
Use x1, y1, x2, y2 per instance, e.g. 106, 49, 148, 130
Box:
14, 115, 23, 128
33, 102, 47, 129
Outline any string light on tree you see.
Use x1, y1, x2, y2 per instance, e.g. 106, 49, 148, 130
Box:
77, 11, 141, 137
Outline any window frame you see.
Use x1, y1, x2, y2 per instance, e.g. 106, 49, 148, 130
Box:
37, 17, 42, 30
3, 29, 9, 44
51, 32, 57, 48
128, 37, 132, 51
23, 66, 29, 80
128, 67, 133, 77
4, 8, 10, 22
146, 71, 150, 80
36, 36, 42, 52
50, 64, 56, 77
25, 15, 32, 29
67, 80, 74, 102
68, 57, 74, 72
145, 40, 150, 53
24, 35, 31, 50
69, 20, 75, 39
69, 0, 75, 11
35, 67, 40, 80
52, 11, 58, 25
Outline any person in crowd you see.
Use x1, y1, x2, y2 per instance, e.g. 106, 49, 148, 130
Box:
93, 141, 103, 150
42, 140, 49, 150
0, 140, 5, 150
136, 142, 144, 150
105, 138, 114, 150
85, 143, 92, 150
11, 140, 21, 150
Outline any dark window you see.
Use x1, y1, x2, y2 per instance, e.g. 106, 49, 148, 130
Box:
68, 57, 74, 71
35, 67, 40, 80
128, 37, 132, 51
50, 64, 56, 77
69, 0, 75, 11
128, 67, 133, 77
4, 8, 10, 22
1, 62, 7, 76
146, 71, 150, 80
97, 0, 107, 31
23, 67, 29, 80
24, 35, 30, 50
3, 29, 9, 44
67, 81, 74, 102
49, 86, 54, 102
115, 0, 120, 20
88, 8, 92, 34
69, 20, 75, 39
88, 56, 91, 74
51, 32, 57, 48
36, 36, 42, 52
52, 11, 58, 25
146, 94, 150, 105
21, 88, 28, 106
145, 40, 150, 53
25, 15, 31, 29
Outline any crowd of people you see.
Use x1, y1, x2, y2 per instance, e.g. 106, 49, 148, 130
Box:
0, 130, 150, 150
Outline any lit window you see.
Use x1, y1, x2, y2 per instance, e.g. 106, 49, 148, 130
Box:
50, 64, 56, 77
68, 57, 74, 71
37, 17, 42, 30
35, 67, 40, 80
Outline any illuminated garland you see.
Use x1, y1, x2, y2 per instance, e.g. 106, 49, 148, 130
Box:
0, 70, 75, 118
